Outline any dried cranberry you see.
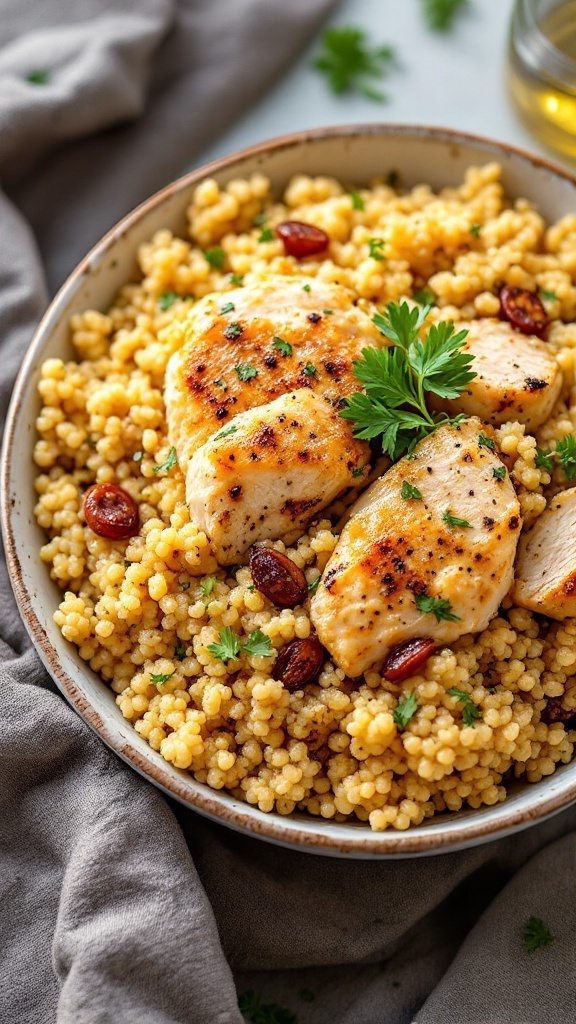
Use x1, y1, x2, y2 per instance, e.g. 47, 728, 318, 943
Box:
499, 286, 549, 337
83, 483, 139, 540
383, 637, 436, 682
275, 220, 329, 259
273, 636, 325, 692
249, 547, 308, 607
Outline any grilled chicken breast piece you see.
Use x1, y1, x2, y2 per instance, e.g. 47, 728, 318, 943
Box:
513, 487, 576, 618
432, 319, 561, 430
310, 418, 522, 678
164, 274, 382, 463
187, 389, 369, 564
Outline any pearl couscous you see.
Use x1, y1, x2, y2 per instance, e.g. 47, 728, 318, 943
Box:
34, 164, 576, 831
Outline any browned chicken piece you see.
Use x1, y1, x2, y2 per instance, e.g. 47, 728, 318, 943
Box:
513, 487, 576, 618
186, 389, 369, 564
164, 274, 383, 461
431, 319, 562, 430
310, 418, 522, 678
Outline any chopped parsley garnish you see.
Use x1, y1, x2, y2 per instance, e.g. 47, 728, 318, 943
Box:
204, 247, 225, 270
442, 510, 472, 529
26, 69, 51, 85
153, 446, 178, 474
352, 467, 365, 478
207, 627, 273, 662
219, 301, 235, 314
302, 283, 311, 292
415, 593, 461, 622
252, 212, 268, 226
478, 433, 495, 450
224, 322, 243, 340
157, 290, 179, 310
323, 308, 333, 315
393, 692, 418, 729
313, 26, 396, 101
180, 581, 191, 590
469, 224, 481, 238
340, 301, 475, 460
535, 447, 554, 473
522, 916, 555, 954
214, 378, 227, 389
243, 630, 274, 658
540, 288, 557, 301
368, 237, 385, 261
349, 190, 365, 210
235, 362, 258, 382
214, 424, 237, 441
413, 287, 436, 306
229, 273, 244, 285
307, 575, 321, 593
150, 671, 174, 685
238, 989, 297, 1024
303, 363, 318, 377
555, 434, 576, 480
447, 687, 481, 727
174, 643, 187, 661
401, 481, 423, 500
199, 576, 216, 600
493, 465, 507, 480
258, 227, 275, 242
272, 337, 293, 357
421, 0, 469, 32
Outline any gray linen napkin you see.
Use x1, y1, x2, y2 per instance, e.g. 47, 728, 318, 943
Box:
1, 3, 575, 1024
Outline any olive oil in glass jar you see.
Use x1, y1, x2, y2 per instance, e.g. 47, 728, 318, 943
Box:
508, 0, 576, 161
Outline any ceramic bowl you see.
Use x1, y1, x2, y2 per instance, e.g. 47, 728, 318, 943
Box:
4, 124, 576, 858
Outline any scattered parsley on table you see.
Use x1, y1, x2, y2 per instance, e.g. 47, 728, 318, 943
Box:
313, 26, 396, 101
522, 916, 555, 953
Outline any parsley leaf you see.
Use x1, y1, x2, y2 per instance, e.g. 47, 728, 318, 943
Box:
313, 26, 396, 101
303, 363, 318, 377
272, 337, 293, 357
219, 301, 235, 314
340, 301, 475, 460
478, 433, 495, 450
225, 323, 243, 340
214, 378, 227, 389
413, 287, 436, 306
153, 446, 178, 474
416, 593, 461, 622
540, 288, 557, 301
421, 0, 469, 32
204, 247, 225, 270
368, 237, 385, 261
393, 692, 418, 729
401, 481, 423, 500
158, 290, 179, 310
447, 687, 481, 727
174, 643, 187, 661
349, 190, 365, 210
535, 447, 554, 473
522, 916, 555, 954
207, 627, 241, 663
150, 671, 174, 685
26, 69, 51, 85
258, 227, 275, 242
180, 581, 191, 590
214, 424, 237, 441
302, 283, 311, 292
307, 574, 321, 593
555, 434, 576, 480
199, 576, 216, 600
352, 467, 365, 478
229, 273, 244, 285
442, 510, 472, 529
235, 363, 258, 382
493, 465, 507, 480
469, 224, 481, 238
243, 630, 274, 658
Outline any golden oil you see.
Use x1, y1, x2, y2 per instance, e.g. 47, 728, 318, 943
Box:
508, 0, 576, 161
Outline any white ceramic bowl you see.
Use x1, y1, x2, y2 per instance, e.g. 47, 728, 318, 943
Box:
4, 125, 576, 858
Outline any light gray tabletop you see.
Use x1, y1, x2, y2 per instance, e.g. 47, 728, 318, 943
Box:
193, 0, 574, 176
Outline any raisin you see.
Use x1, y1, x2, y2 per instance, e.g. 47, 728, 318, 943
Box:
541, 699, 576, 728
499, 285, 549, 337
383, 636, 436, 682
249, 547, 308, 607
273, 636, 325, 692
275, 220, 329, 259
83, 483, 139, 540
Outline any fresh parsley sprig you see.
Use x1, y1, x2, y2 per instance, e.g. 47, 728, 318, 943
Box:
421, 0, 469, 32
313, 26, 396, 101
447, 687, 481, 727
207, 627, 273, 664
522, 916, 555, 954
340, 301, 475, 460
393, 692, 418, 729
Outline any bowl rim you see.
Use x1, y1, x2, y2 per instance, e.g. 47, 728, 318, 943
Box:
4, 122, 576, 858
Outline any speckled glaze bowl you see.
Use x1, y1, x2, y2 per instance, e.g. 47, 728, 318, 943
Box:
4, 125, 576, 858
